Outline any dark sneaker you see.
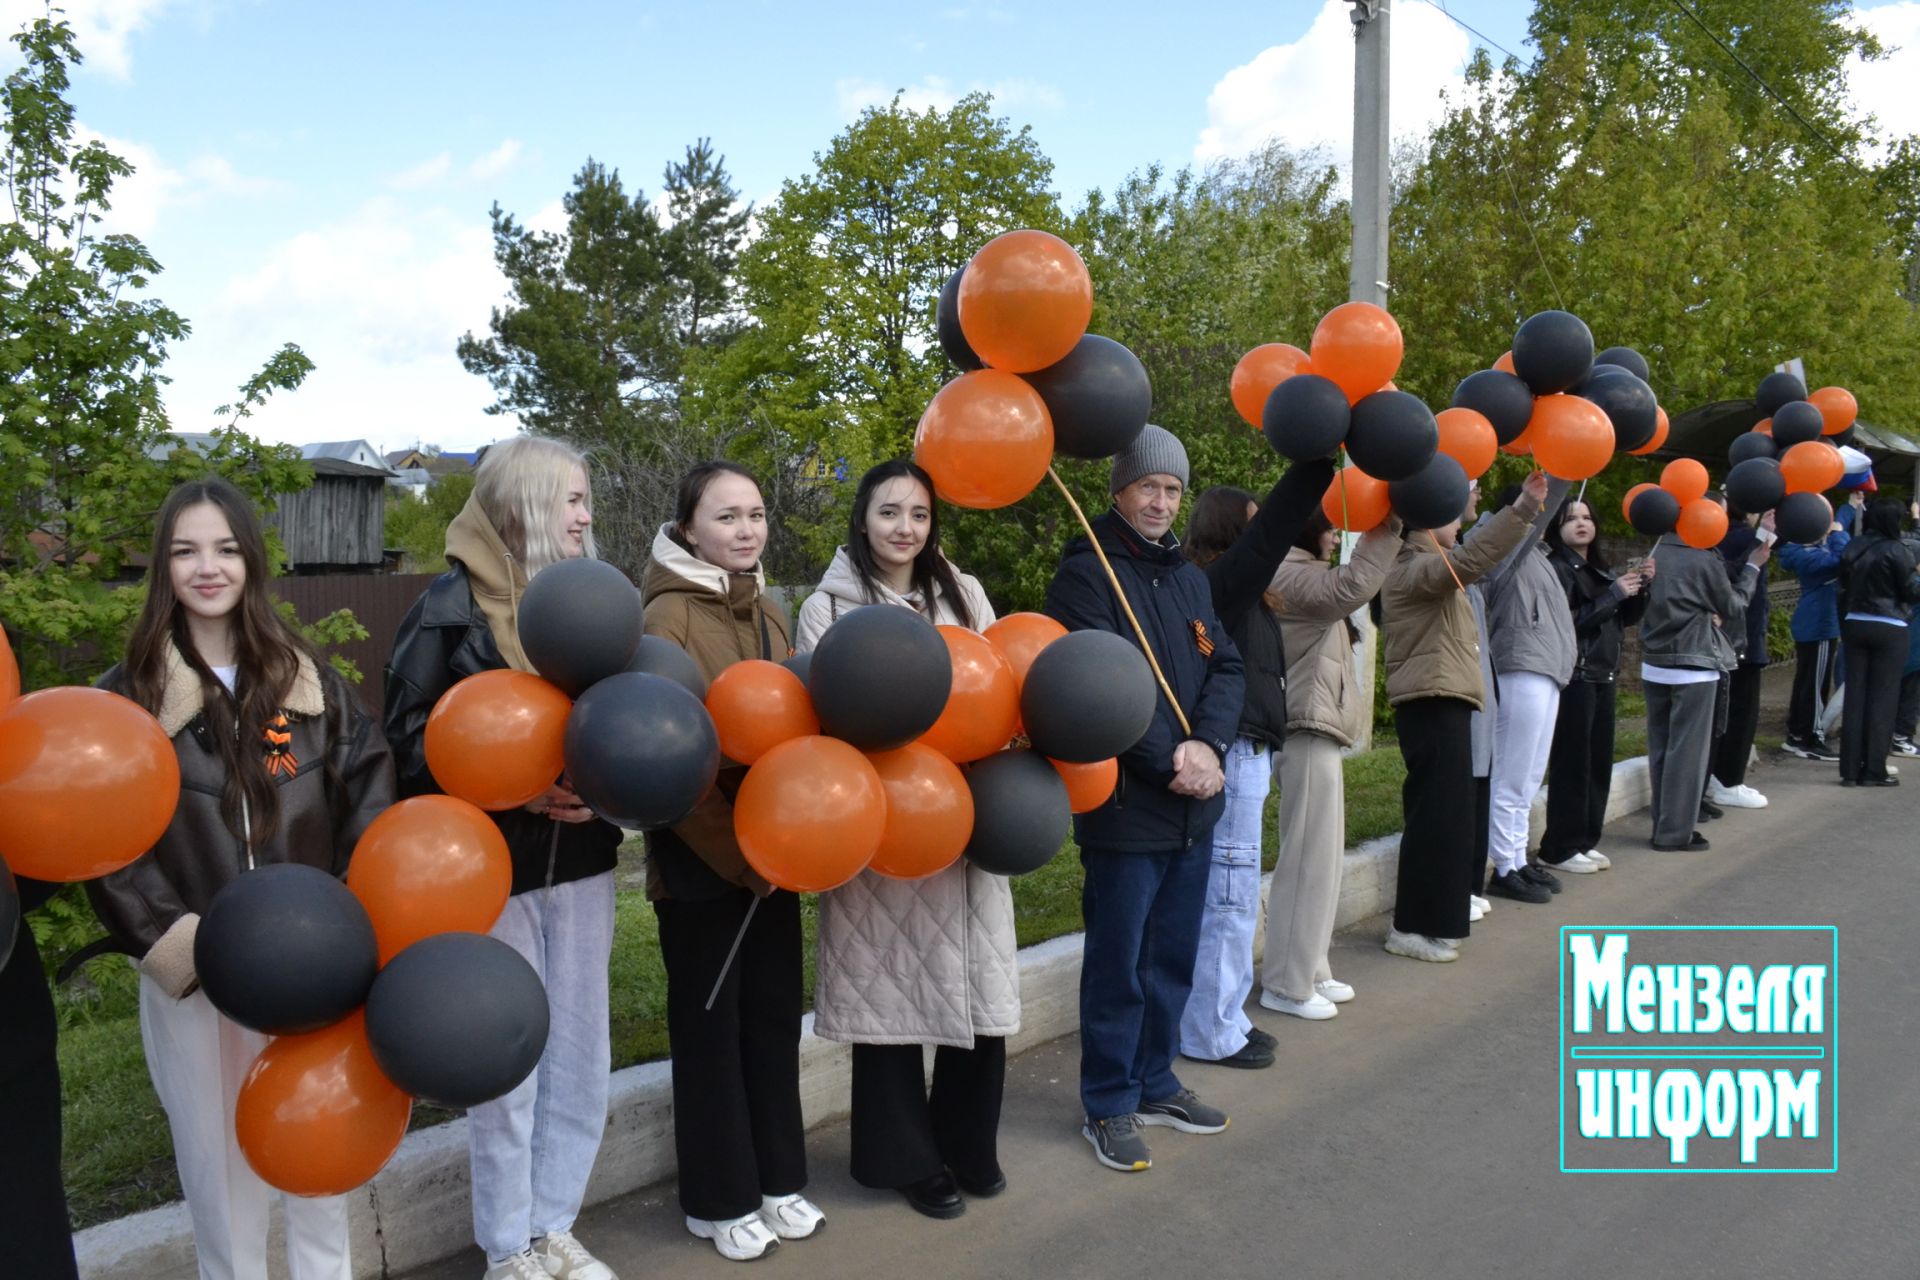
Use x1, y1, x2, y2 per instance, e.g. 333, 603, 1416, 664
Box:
1245, 1026, 1279, 1051
1138, 1088, 1229, 1134
1893, 736, 1919, 758
1519, 864, 1562, 894
1083, 1114, 1153, 1171
1651, 831, 1711, 851
1183, 1038, 1274, 1070
1698, 799, 1724, 821
1487, 870, 1549, 903
1805, 739, 1841, 762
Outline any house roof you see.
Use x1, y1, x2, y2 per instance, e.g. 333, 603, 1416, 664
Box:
308, 456, 396, 479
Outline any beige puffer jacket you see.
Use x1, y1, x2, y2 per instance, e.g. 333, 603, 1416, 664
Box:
1380, 496, 1539, 709
798, 547, 1019, 1048
1274, 528, 1401, 747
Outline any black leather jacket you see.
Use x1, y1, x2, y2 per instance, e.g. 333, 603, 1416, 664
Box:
1838, 532, 1920, 621
1549, 544, 1647, 683
383, 567, 620, 895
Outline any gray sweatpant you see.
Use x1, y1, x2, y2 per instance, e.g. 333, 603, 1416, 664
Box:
1646, 679, 1719, 847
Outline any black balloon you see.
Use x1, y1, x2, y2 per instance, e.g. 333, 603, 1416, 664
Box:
963, 750, 1072, 876
780, 651, 812, 685
1628, 487, 1682, 537
809, 605, 952, 751
1770, 400, 1825, 449
1021, 630, 1156, 764
1724, 457, 1786, 515
565, 672, 719, 829
1345, 391, 1439, 483
1833, 426, 1858, 450
365, 933, 550, 1109
624, 634, 707, 700
1581, 368, 1660, 453
1262, 373, 1351, 462
1595, 346, 1651, 383
1451, 369, 1535, 445
0, 856, 17, 976
1728, 432, 1777, 468
518, 559, 644, 698
1023, 334, 1152, 460
1512, 310, 1595, 396
1387, 452, 1471, 531
1755, 370, 1808, 419
1775, 491, 1834, 545
194, 864, 378, 1036
937, 268, 984, 372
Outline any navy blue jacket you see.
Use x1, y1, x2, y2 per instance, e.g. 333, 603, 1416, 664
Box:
1044, 511, 1246, 854
1777, 529, 1848, 643
1718, 524, 1771, 667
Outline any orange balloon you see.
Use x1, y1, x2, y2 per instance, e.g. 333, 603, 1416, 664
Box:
1321, 467, 1391, 532
1528, 394, 1615, 481
1494, 350, 1517, 375
1754, 417, 1773, 436
425, 670, 570, 811
348, 795, 511, 964
0, 687, 179, 881
983, 613, 1067, 692
0, 625, 17, 706
1229, 343, 1312, 428
919, 627, 1018, 763
706, 659, 820, 766
865, 744, 974, 880
1435, 407, 1499, 480
914, 370, 1054, 510
1501, 418, 1535, 456
1660, 458, 1709, 505
236, 1012, 411, 1197
957, 230, 1093, 372
1627, 405, 1669, 456
1677, 498, 1729, 549
1621, 482, 1659, 525
1809, 386, 1857, 437
734, 736, 886, 893
1780, 440, 1845, 495
1310, 302, 1403, 404
1050, 757, 1118, 814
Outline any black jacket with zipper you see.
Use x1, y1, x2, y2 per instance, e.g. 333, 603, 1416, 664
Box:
1837, 531, 1920, 621
1549, 544, 1648, 683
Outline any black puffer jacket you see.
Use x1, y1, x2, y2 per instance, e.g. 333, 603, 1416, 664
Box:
1838, 529, 1920, 621
384, 567, 621, 896
1549, 545, 1648, 682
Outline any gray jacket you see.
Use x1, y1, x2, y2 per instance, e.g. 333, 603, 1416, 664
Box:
1476, 477, 1576, 688
1640, 534, 1759, 672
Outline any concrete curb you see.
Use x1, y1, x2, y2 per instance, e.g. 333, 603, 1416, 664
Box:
76, 757, 1652, 1279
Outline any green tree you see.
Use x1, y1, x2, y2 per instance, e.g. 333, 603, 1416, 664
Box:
385, 473, 475, 574
0, 17, 315, 688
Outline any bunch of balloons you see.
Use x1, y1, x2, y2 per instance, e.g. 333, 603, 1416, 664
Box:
920, 230, 1156, 506
1621, 460, 1727, 549
1720, 370, 1859, 544
716, 606, 1156, 892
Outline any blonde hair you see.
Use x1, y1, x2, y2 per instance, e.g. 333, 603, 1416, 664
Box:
473, 435, 598, 574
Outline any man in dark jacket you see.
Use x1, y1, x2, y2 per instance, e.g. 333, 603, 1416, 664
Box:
1044, 425, 1245, 1175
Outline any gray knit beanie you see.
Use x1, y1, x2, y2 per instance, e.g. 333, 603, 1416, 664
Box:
1109, 423, 1190, 494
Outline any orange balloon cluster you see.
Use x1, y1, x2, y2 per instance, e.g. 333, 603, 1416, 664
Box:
956, 230, 1093, 373
1320, 468, 1391, 532
1311, 303, 1405, 405
347, 795, 512, 965
425, 670, 571, 811
913, 370, 1055, 510
235, 1013, 411, 1198
706, 660, 820, 765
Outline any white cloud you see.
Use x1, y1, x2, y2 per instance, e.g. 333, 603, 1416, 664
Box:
74, 128, 281, 239
0, 0, 172, 79
1847, 2, 1920, 151
834, 73, 1064, 122
1195, 0, 1471, 168
389, 152, 453, 190
468, 138, 522, 180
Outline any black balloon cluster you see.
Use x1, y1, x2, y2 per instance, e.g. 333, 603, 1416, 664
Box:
1722, 369, 1842, 545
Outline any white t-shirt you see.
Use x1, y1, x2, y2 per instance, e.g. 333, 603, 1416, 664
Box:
211, 665, 238, 693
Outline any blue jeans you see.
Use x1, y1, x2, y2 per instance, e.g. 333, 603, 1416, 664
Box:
1078, 835, 1213, 1120
1179, 738, 1268, 1060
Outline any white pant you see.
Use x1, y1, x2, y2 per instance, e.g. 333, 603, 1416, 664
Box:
1489, 671, 1561, 875
1178, 738, 1270, 1061
138, 979, 352, 1280
469, 871, 615, 1262
1263, 732, 1344, 1002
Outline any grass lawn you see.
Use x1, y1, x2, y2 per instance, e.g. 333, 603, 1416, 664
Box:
50, 726, 1659, 1227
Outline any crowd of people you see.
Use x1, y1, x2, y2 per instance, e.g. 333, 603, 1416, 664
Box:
4, 426, 1917, 1280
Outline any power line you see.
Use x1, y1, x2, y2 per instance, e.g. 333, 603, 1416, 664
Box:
1413, 0, 1521, 66
1662, 0, 1845, 161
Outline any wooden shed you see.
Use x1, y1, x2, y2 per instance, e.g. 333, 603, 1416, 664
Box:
268, 457, 390, 573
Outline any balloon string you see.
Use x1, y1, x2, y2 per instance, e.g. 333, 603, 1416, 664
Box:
706, 894, 761, 1012
1427, 529, 1468, 594
1046, 467, 1194, 739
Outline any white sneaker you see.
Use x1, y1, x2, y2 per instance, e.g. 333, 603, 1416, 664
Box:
1471, 894, 1492, 914
1556, 852, 1602, 874
1889, 764, 1900, 777
1582, 850, 1611, 870
1384, 929, 1459, 963
1706, 776, 1736, 805
687, 1213, 779, 1261
536, 1231, 615, 1280
484, 1250, 555, 1280
1468, 899, 1486, 923
757, 1193, 824, 1241
1719, 784, 1768, 808
1314, 977, 1356, 1004
1259, 989, 1338, 1020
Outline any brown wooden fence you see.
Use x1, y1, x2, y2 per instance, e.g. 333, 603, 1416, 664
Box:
275, 573, 439, 719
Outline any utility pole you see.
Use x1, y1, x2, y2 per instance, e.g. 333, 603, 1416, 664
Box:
1347, 0, 1390, 750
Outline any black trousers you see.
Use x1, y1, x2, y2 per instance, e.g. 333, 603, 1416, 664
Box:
1540, 678, 1618, 862
849, 1038, 1006, 1189
0, 927, 79, 1280
1839, 620, 1907, 783
655, 888, 808, 1220
1789, 638, 1839, 742
1714, 664, 1765, 787
1394, 697, 1474, 939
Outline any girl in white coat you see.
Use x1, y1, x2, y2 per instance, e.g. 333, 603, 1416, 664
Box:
794, 460, 1019, 1221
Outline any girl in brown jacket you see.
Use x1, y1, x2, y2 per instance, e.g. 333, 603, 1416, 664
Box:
642, 462, 820, 1261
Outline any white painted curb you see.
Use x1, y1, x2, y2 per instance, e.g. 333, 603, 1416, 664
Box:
75, 757, 1651, 1279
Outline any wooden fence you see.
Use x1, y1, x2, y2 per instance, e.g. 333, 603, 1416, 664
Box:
275, 573, 439, 719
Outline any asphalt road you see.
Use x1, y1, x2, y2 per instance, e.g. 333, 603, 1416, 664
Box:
407, 747, 1918, 1280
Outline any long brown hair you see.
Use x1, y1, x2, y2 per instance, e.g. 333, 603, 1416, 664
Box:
123, 478, 324, 844
1184, 485, 1282, 613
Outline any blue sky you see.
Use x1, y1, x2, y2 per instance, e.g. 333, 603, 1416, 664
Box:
11, 0, 1917, 452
